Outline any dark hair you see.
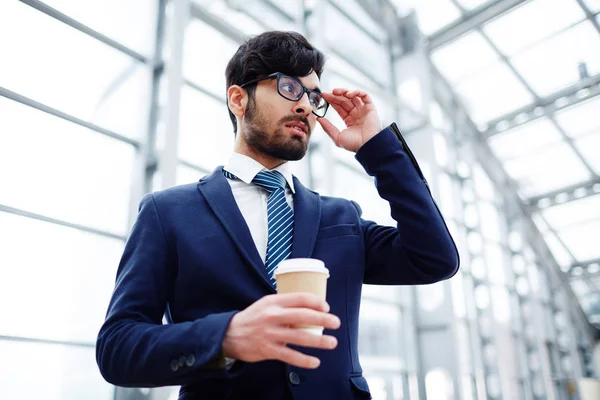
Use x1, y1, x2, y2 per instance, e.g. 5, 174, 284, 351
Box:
225, 31, 326, 134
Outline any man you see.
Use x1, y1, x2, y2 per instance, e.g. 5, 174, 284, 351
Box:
96, 31, 459, 400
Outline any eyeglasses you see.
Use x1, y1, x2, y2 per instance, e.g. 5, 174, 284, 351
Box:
240, 72, 329, 118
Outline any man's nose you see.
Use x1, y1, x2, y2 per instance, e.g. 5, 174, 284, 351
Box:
293, 92, 312, 116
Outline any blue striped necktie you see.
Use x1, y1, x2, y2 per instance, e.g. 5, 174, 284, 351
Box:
223, 169, 294, 286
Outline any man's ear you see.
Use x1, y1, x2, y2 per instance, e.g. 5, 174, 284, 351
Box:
228, 85, 247, 118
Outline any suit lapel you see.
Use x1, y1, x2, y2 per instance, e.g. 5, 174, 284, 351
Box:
197, 167, 275, 292
290, 177, 321, 259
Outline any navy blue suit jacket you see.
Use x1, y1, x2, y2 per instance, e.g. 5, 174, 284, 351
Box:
96, 124, 459, 400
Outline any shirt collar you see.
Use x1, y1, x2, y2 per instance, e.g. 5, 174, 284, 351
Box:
224, 152, 296, 193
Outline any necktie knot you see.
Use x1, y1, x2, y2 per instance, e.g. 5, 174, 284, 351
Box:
252, 170, 287, 194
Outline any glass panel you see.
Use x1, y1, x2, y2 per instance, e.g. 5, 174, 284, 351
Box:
42, 0, 158, 56
358, 300, 402, 358
451, 271, 467, 317
236, 1, 302, 31
480, 202, 502, 242
575, 133, 600, 175
0, 1, 151, 139
542, 194, 600, 230
402, 0, 462, 36
362, 285, 401, 303
555, 97, 600, 138
485, 244, 506, 284
183, 20, 240, 96
0, 98, 136, 236
425, 369, 455, 400
326, 54, 380, 90
584, 0, 600, 12
431, 31, 499, 85
192, 0, 266, 36
483, 0, 585, 56
430, 101, 452, 134
330, 0, 387, 41
488, 118, 563, 161
268, 0, 304, 21
456, 322, 472, 375
543, 232, 575, 267
332, 164, 394, 225
456, 0, 492, 10
433, 132, 448, 167
438, 173, 456, 219
472, 165, 496, 200
0, 341, 113, 400
324, 4, 390, 84
503, 142, 591, 198
491, 286, 511, 323
511, 21, 600, 97
454, 62, 534, 124
418, 283, 445, 311
0, 212, 123, 343
176, 163, 205, 186
558, 220, 600, 261
178, 85, 234, 170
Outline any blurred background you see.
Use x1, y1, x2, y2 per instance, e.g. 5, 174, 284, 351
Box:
1, 0, 600, 399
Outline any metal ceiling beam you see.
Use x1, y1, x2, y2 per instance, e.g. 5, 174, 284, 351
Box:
485, 73, 600, 136
190, 2, 248, 43
473, 15, 600, 181
0, 203, 127, 241
568, 257, 600, 276
21, 0, 149, 63
0, 86, 140, 148
426, 0, 529, 50
574, 0, 600, 37
527, 179, 600, 208
431, 64, 598, 338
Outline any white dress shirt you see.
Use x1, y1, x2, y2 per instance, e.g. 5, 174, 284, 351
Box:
223, 152, 295, 263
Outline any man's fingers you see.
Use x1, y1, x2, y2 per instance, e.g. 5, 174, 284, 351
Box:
265, 292, 329, 312
272, 308, 341, 330
329, 88, 374, 104
269, 328, 338, 350
323, 92, 354, 113
268, 343, 321, 369
351, 96, 364, 107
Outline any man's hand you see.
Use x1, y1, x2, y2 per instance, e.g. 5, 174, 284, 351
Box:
318, 88, 382, 152
221, 293, 340, 369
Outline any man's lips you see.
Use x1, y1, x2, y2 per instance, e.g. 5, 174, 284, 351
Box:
285, 121, 308, 135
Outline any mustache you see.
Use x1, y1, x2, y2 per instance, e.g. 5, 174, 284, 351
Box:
280, 115, 311, 135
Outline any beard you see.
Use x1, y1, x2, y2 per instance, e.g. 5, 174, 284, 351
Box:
242, 99, 310, 161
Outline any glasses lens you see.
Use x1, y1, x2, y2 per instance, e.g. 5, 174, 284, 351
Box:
311, 95, 328, 117
278, 75, 303, 100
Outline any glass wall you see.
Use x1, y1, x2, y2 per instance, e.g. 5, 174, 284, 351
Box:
0, 0, 153, 398
1, 1, 596, 400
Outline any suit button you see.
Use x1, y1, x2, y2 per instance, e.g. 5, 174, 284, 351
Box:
289, 372, 300, 385
170, 359, 179, 372
185, 354, 195, 367
178, 355, 186, 367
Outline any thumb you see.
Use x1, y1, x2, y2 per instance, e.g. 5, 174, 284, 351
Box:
317, 117, 340, 145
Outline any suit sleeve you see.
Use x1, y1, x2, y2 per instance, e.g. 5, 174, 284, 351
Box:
354, 123, 460, 285
96, 193, 237, 387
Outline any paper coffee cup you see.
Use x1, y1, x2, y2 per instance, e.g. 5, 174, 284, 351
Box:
274, 258, 329, 335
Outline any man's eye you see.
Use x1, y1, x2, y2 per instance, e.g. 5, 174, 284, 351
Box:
281, 83, 295, 93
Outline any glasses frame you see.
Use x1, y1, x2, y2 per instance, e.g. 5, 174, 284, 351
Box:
240, 72, 329, 117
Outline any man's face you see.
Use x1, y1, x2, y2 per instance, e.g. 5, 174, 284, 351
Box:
241, 71, 320, 162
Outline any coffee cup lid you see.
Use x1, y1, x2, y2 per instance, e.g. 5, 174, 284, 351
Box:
273, 258, 329, 278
